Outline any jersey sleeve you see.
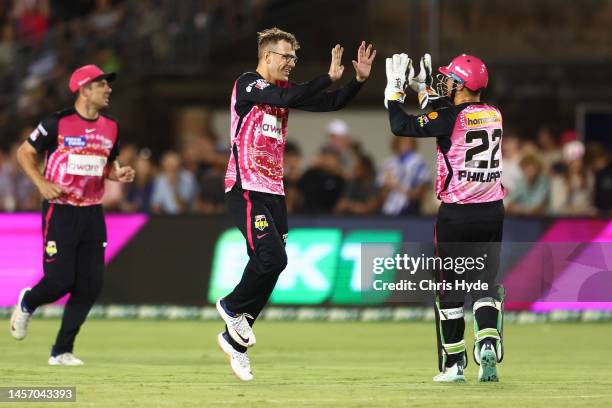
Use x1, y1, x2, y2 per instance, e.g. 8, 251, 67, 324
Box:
235, 72, 332, 109
388, 101, 457, 138
27, 114, 59, 153
293, 77, 364, 112
109, 138, 120, 162
428, 96, 453, 110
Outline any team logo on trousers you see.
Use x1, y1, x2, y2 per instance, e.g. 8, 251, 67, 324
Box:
45, 241, 58, 256
254, 215, 269, 231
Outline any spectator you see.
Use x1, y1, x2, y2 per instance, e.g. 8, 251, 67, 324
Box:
89, 0, 125, 39
297, 147, 346, 214
122, 148, 156, 213
335, 153, 380, 215
0, 141, 38, 211
195, 161, 225, 214
12, 0, 50, 49
378, 137, 431, 216
283, 140, 302, 214
324, 119, 354, 176
151, 151, 197, 214
590, 144, 612, 215
554, 141, 595, 215
506, 154, 549, 216
500, 132, 522, 192
0, 24, 16, 77
536, 126, 562, 172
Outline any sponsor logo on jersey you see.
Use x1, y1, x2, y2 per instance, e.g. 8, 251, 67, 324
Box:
417, 114, 429, 127
465, 110, 501, 128
67, 154, 107, 176
254, 214, 269, 231
46, 241, 58, 256
428, 111, 439, 120
102, 138, 114, 149
246, 79, 270, 92
261, 113, 282, 139
64, 136, 87, 147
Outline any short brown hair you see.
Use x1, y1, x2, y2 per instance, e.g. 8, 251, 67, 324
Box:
257, 27, 300, 59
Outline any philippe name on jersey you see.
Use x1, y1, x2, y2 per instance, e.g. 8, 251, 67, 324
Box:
458, 169, 502, 183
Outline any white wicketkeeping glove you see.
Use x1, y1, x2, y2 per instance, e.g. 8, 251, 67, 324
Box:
384, 53, 410, 109
408, 53, 441, 109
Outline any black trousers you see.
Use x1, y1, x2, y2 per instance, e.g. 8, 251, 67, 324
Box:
434, 200, 504, 369
224, 186, 288, 322
24, 201, 106, 356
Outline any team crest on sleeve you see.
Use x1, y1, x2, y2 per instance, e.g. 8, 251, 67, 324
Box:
428, 111, 439, 120
45, 241, 58, 256
254, 214, 269, 231
417, 114, 430, 127
246, 79, 270, 92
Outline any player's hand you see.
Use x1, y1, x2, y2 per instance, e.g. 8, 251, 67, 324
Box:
352, 41, 376, 82
328, 44, 345, 82
408, 53, 430, 93
408, 53, 441, 109
37, 179, 63, 200
115, 163, 136, 183
384, 53, 410, 108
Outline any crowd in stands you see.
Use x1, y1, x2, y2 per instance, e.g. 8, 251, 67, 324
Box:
2, 1, 612, 217
2, 117, 612, 217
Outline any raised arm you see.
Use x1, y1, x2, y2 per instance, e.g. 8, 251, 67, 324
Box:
235, 72, 332, 109
294, 41, 376, 112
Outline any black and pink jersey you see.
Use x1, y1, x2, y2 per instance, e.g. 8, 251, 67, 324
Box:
225, 72, 364, 195
388, 99, 506, 204
28, 108, 119, 206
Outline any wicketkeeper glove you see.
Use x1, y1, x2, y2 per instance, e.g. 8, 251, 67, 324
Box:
408, 53, 442, 109
384, 53, 410, 109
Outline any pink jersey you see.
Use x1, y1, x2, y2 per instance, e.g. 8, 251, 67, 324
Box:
436, 104, 506, 203
225, 78, 289, 195
29, 108, 119, 206
224, 71, 364, 196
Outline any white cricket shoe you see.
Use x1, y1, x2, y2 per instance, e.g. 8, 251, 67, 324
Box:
216, 298, 256, 348
10, 287, 32, 340
478, 342, 499, 382
48, 353, 84, 366
433, 361, 466, 383
217, 332, 253, 381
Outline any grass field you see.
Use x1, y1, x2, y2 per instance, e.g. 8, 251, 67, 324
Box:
1, 319, 611, 407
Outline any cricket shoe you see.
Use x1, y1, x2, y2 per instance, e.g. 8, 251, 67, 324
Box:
478, 342, 499, 382
433, 361, 466, 383
10, 287, 33, 340
217, 332, 253, 381
216, 298, 256, 347
48, 353, 84, 366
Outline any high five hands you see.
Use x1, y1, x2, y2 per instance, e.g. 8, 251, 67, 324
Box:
384, 52, 438, 109
328, 41, 376, 82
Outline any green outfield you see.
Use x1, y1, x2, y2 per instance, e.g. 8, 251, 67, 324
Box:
1, 319, 611, 407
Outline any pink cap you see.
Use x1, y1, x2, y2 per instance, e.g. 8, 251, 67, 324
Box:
69, 64, 116, 93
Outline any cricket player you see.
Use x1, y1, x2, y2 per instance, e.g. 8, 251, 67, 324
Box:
10, 65, 135, 365
384, 53, 506, 382
217, 27, 375, 381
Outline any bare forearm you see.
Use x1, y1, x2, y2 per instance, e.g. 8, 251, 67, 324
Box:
17, 144, 46, 189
